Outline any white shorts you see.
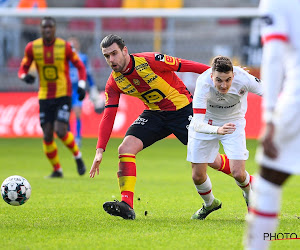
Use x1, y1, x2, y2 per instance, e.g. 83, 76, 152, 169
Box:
187, 120, 249, 163
256, 96, 300, 174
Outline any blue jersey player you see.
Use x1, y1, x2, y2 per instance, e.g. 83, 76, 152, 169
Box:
68, 37, 103, 147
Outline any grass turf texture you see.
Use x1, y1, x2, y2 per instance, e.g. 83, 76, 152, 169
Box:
0, 138, 300, 249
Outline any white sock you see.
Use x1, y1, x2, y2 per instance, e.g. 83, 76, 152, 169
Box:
74, 151, 82, 159
236, 171, 251, 199
195, 175, 215, 207
245, 175, 281, 250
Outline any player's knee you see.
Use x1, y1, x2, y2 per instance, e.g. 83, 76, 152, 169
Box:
55, 129, 67, 139
192, 172, 206, 184
118, 143, 128, 154
231, 168, 245, 182
43, 134, 53, 142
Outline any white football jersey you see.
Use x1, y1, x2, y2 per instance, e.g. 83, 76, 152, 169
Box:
192, 66, 263, 125
260, 0, 300, 98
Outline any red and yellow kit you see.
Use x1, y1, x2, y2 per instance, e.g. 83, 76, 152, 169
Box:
105, 52, 210, 111
97, 52, 210, 149
18, 38, 86, 100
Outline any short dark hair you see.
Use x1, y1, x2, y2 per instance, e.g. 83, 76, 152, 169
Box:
41, 16, 56, 26
211, 56, 233, 73
100, 34, 125, 50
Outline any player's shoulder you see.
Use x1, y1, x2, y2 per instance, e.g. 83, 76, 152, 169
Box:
233, 66, 250, 79
196, 68, 212, 87
197, 68, 212, 81
259, 0, 285, 12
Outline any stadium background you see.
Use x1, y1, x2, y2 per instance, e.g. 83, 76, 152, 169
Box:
0, 0, 262, 138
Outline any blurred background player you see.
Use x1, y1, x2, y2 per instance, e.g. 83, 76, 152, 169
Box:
68, 36, 104, 147
18, 16, 87, 178
245, 0, 300, 249
89, 34, 234, 220
187, 56, 262, 220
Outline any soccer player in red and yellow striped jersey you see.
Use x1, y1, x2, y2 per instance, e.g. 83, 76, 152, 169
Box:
89, 34, 231, 219
18, 17, 87, 178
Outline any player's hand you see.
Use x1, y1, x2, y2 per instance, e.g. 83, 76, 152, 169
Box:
89, 148, 104, 178
21, 74, 36, 84
77, 80, 86, 101
217, 123, 236, 135
260, 122, 278, 159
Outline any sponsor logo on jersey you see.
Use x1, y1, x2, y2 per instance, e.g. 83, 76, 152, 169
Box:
155, 53, 165, 62
209, 102, 240, 109
216, 92, 225, 101
165, 55, 176, 65
255, 77, 261, 83
133, 79, 140, 85
239, 87, 246, 96
261, 15, 273, 26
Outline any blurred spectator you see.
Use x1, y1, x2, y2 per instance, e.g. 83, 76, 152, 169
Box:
0, 0, 20, 68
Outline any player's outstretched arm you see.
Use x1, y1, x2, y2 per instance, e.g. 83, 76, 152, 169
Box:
90, 148, 104, 178
217, 123, 236, 135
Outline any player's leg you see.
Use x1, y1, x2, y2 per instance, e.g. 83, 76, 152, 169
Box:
209, 153, 232, 176
221, 120, 251, 207
41, 122, 63, 177
55, 97, 86, 175
245, 167, 289, 250
73, 105, 82, 147
71, 88, 83, 147
103, 111, 171, 219
187, 135, 222, 220
229, 159, 252, 206
168, 103, 231, 177
39, 99, 63, 177
103, 135, 143, 220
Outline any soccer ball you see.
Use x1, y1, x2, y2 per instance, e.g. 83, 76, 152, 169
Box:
1, 175, 31, 206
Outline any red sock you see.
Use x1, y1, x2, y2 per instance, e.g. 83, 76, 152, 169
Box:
118, 154, 137, 208
218, 154, 232, 176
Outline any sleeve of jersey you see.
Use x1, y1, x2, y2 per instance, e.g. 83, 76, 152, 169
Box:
259, 0, 287, 112
260, 0, 288, 44
96, 78, 121, 150
245, 71, 264, 96
192, 75, 219, 134
179, 59, 210, 74
66, 43, 87, 81
96, 106, 118, 150
18, 42, 33, 78
261, 40, 286, 112
148, 53, 209, 74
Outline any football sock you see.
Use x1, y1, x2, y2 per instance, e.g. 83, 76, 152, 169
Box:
236, 171, 251, 199
43, 140, 61, 171
118, 154, 137, 208
245, 175, 281, 249
60, 131, 80, 157
217, 154, 232, 176
195, 175, 215, 207
76, 118, 81, 140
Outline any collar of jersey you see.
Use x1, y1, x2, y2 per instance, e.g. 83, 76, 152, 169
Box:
122, 55, 135, 75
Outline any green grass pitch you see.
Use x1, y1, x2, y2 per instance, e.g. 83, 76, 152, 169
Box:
1, 138, 300, 249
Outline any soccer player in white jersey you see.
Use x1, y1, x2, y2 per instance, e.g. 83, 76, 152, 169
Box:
245, 0, 300, 249
187, 56, 263, 220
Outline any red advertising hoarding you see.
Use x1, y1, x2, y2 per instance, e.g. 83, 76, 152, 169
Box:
0, 92, 262, 139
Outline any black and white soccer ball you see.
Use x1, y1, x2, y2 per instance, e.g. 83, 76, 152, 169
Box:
1, 175, 31, 206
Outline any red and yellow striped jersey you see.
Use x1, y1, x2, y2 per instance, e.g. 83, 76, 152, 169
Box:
105, 53, 210, 111
18, 38, 86, 100
96, 52, 210, 149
